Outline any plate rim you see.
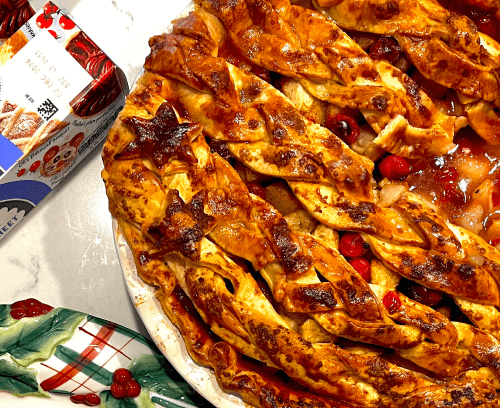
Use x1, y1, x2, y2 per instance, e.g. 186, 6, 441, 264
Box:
112, 217, 248, 408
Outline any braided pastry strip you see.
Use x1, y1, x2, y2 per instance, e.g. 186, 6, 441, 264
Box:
103, 70, 500, 406
102, 68, 500, 406
313, 0, 500, 144
145, 12, 432, 248
195, 0, 464, 158
161, 0, 500, 323
160, 0, 496, 388
142, 2, 500, 355
100, 3, 496, 406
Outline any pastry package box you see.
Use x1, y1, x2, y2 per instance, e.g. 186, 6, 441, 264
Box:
0, 1, 128, 241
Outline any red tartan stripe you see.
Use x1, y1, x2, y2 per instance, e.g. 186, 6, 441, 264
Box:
79, 327, 131, 359
40, 324, 115, 392
40, 363, 95, 393
73, 335, 135, 393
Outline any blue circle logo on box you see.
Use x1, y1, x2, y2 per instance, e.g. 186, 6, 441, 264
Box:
0, 180, 52, 238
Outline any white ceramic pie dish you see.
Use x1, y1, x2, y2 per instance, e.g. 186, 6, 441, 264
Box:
113, 218, 247, 408
110, 4, 247, 406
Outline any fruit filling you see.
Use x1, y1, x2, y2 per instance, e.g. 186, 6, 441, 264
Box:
405, 129, 500, 243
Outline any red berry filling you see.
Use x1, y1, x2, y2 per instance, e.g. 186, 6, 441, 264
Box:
383, 291, 402, 315
441, 184, 466, 206
492, 192, 500, 208
348, 258, 371, 282
407, 284, 443, 307
247, 182, 266, 199
379, 155, 412, 180
325, 114, 360, 145
369, 36, 401, 64
434, 166, 458, 184
9, 299, 53, 319
339, 232, 368, 258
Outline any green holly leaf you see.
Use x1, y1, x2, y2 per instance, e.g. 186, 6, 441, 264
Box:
128, 354, 196, 403
0, 358, 49, 397
139, 391, 156, 408
99, 390, 139, 408
0, 306, 15, 328
92, 317, 157, 350
0, 308, 86, 366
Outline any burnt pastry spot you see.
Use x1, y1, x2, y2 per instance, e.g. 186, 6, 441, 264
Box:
148, 189, 215, 260
337, 201, 376, 223
116, 102, 201, 171
269, 218, 312, 277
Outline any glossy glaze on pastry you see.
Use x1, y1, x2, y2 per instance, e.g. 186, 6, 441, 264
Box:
102, 1, 500, 406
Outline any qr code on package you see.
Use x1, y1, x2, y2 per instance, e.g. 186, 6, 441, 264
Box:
37, 98, 58, 121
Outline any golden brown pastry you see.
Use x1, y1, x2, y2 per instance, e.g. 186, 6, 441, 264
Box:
102, 1, 500, 406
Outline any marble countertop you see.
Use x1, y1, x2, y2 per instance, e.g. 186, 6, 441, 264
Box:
1, 0, 191, 336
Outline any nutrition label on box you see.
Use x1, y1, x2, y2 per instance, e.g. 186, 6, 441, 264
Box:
0, 29, 92, 122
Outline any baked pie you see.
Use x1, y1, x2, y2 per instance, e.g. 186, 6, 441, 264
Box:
102, 0, 500, 406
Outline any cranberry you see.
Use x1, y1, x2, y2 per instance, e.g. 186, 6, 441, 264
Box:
247, 182, 266, 199
208, 139, 232, 162
456, 134, 485, 155
379, 155, 411, 180
85, 393, 101, 406
348, 258, 371, 282
441, 184, 466, 206
110, 383, 126, 399
113, 368, 133, 385
325, 114, 360, 145
369, 36, 401, 64
434, 167, 458, 184
408, 283, 443, 307
493, 192, 500, 207
125, 380, 141, 398
26, 306, 42, 317
251, 66, 271, 83
10, 308, 26, 319
339, 232, 368, 258
477, 16, 498, 40
383, 291, 402, 314
17, 169, 26, 177
491, 239, 500, 247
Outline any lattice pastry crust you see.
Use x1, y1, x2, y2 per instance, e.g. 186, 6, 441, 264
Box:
102, 1, 500, 407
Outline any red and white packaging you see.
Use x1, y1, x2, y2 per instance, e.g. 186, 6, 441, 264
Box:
0, 1, 128, 241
